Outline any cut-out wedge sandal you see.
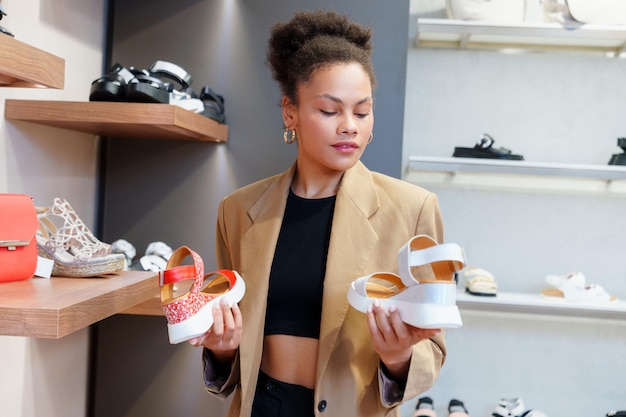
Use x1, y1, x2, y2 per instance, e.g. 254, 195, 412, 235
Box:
160, 246, 246, 344
540, 271, 618, 305
348, 235, 466, 328
36, 198, 124, 277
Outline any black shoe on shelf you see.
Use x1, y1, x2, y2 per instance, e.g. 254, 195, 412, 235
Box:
453, 133, 524, 161
608, 137, 626, 166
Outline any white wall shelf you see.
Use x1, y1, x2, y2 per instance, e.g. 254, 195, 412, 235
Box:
405, 156, 626, 193
415, 18, 626, 55
457, 290, 626, 321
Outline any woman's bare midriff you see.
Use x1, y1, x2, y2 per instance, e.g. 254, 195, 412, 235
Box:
260, 334, 318, 389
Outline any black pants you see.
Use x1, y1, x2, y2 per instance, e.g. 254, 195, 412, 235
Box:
251, 371, 315, 417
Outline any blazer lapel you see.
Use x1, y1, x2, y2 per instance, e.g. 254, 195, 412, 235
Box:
238, 164, 295, 404
316, 161, 380, 383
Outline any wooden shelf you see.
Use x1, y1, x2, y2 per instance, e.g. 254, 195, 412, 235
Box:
4, 100, 229, 142
405, 156, 626, 193
0, 35, 64, 89
457, 290, 626, 321
121, 295, 163, 316
415, 18, 626, 55
0, 271, 159, 338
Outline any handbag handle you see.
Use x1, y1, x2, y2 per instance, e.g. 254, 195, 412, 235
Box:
0, 240, 31, 250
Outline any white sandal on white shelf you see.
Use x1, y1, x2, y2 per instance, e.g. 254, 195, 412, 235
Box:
540, 271, 618, 305
460, 266, 497, 297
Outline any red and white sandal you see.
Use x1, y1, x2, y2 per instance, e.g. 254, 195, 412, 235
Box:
160, 246, 245, 344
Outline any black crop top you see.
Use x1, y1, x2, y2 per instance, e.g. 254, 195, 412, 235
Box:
264, 189, 336, 339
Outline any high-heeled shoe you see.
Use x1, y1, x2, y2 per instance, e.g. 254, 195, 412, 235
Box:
36, 198, 112, 259
36, 198, 124, 277
160, 246, 246, 344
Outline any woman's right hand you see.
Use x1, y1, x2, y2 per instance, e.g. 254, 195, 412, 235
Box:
188, 297, 242, 363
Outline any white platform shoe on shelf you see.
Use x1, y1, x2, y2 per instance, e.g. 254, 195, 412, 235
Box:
347, 235, 466, 329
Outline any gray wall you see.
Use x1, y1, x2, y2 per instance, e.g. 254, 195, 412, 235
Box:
94, 1, 410, 416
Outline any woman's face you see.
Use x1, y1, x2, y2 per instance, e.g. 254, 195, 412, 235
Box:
285, 62, 374, 175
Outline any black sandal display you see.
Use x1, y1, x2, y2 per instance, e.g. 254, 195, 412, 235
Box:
199, 86, 226, 123
89, 63, 136, 102
453, 133, 524, 160
0, 3, 15, 37
608, 137, 626, 166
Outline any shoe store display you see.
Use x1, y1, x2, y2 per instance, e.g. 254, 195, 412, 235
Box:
448, 399, 470, 417
413, 396, 437, 417
160, 246, 246, 344
453, 134, 524, 160
608, 137, 626, 166
492, 398, 525, 417
347, 235, 466, 328
199, 86, 226, 123
459, 266, 497, 297
35, 198, 124, 277
0, 3, 14, 37
136, 241, 172, 272
89, 60, 226, 123
540, 271, 619, 305
492, 397, 548, 417
111, 239, 137, 270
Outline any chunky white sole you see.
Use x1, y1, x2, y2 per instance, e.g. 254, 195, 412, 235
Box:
167, 273, 246, 344
347, 274, 462, 329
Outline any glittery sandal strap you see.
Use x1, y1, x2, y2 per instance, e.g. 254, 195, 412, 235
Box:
160, 246, 205, 304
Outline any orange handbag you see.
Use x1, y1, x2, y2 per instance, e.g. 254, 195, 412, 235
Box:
0, 194, 39, 282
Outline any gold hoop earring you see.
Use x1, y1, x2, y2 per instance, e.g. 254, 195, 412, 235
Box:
283, 128, 297, 144
367, 133, 373, 144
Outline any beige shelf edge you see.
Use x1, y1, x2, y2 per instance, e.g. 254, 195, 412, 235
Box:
0, 271, 159, 339
4, 100, 229, 142
0, 35, 65, 89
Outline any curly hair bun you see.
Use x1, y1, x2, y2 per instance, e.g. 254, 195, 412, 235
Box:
267, 10, 376, 100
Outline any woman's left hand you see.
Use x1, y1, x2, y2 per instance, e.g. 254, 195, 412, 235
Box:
366, 300, 441, 381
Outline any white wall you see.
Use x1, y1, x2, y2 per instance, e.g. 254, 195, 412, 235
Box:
0, 0, 105, 416
402, 1, 626, 416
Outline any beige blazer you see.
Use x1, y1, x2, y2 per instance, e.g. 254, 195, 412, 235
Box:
210, 160, 446, 417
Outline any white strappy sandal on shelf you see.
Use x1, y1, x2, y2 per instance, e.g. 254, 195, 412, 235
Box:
540, 271, 618, 305
347, 235, 466, 329
460, 266, 497, 297
36, 198, 124, 277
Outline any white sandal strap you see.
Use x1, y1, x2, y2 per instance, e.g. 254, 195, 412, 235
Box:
398, 235, 465, 287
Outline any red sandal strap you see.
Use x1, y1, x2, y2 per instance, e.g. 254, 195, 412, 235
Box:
160, 246, 204, 287
214, 269, 237, 288
159, 265, 196, 286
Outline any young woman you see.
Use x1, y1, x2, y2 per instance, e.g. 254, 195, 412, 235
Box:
190, 10, 447, 417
